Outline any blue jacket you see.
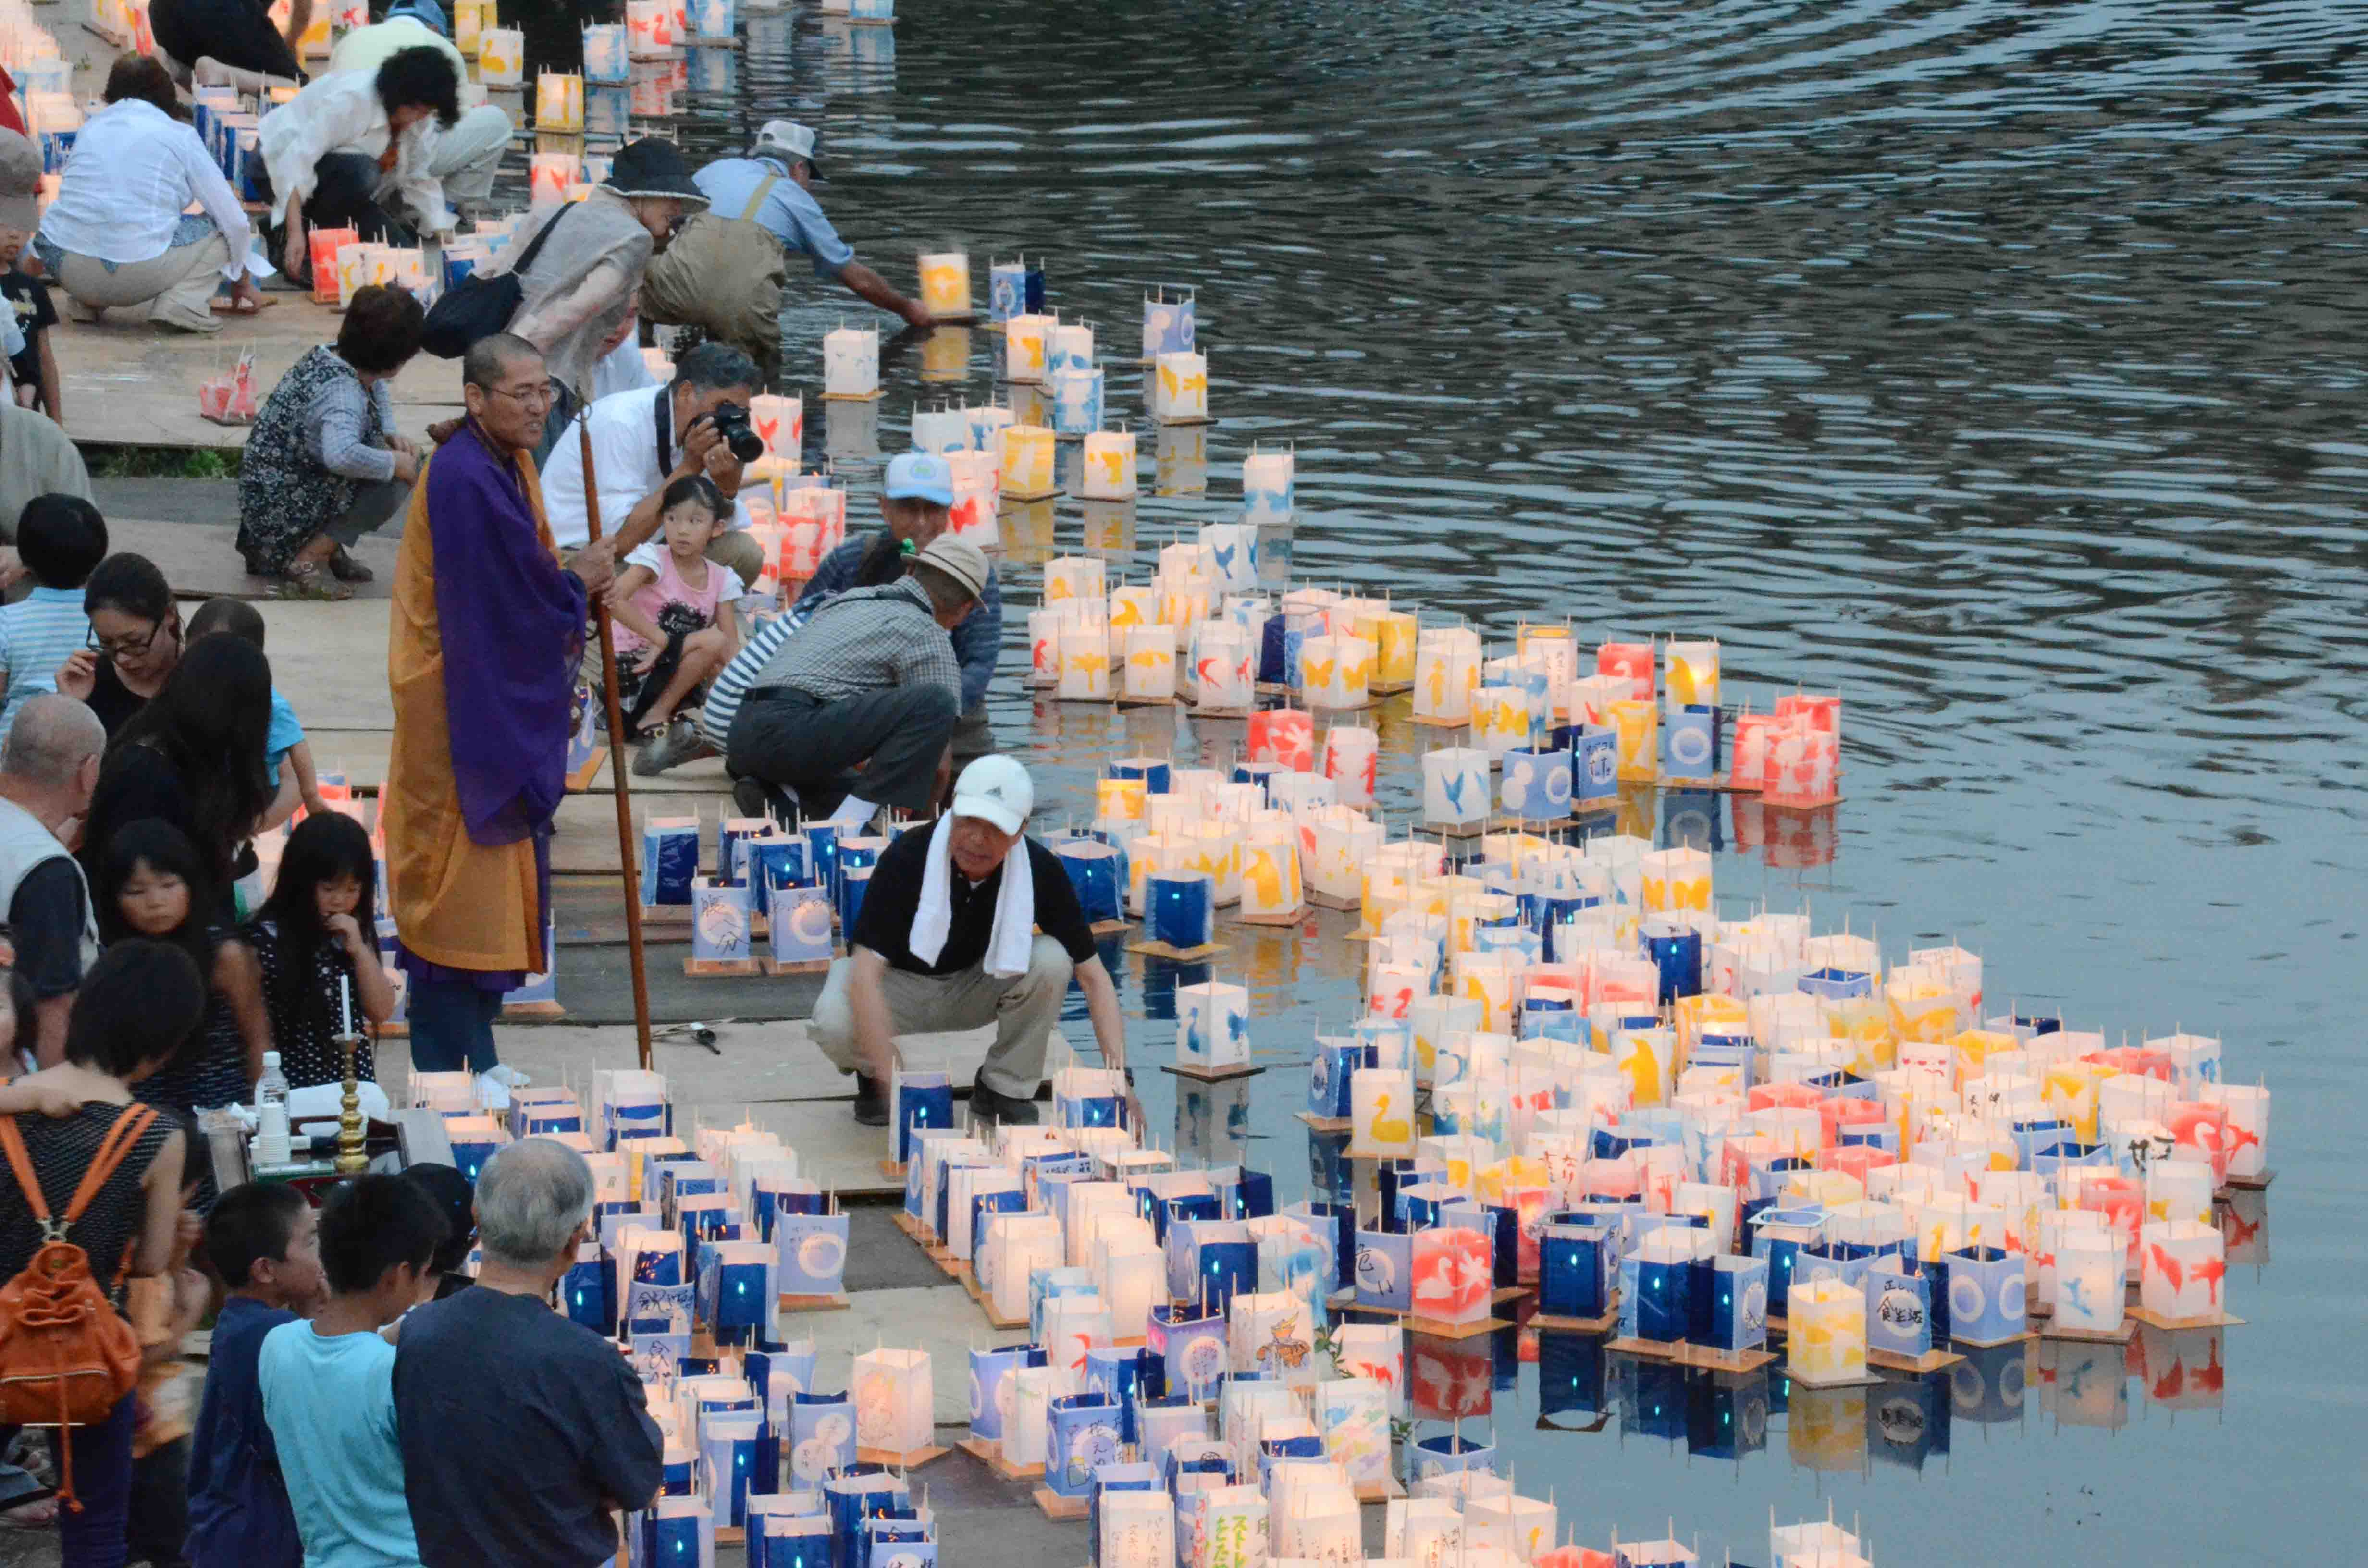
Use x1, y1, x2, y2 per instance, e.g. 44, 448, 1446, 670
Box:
795, 532, 1001, 713
184, 1296, 301, 1568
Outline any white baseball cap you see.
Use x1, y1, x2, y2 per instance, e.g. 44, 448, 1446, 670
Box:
951, 756, 1033, 835
754, 119, 822, 177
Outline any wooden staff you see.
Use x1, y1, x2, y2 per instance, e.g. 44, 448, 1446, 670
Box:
578, 414, 655, 1070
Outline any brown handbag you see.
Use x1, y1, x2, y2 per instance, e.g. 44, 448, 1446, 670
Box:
0, 1103, 155, 1509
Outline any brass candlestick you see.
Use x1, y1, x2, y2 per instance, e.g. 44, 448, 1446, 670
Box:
334, 1031, 369, 1175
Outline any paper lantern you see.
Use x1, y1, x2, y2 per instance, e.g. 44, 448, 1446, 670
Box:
1121, 625, 1177, 701
2203, 1082, 2269, 1180
1422, 748, 1490, 828
1297, 634, 1371, 711
2139, 1220, 2225, 1321
915, 250, 970, 318
1661, 638, 1719, 710
1058, 628, 1112, 701
1081, 428, 1138, 499
1050, 367, 1104, 436
2053, 1231, 2124, 1335
1348, 1067, 1417, 1160
1149, 351, 1209, 421
1198, 522, 1259, 592
1300, 809, 1380, 908
997, 422, 1054, 498
1141, 286, 1196, 355
1178, 981, 1250, 1072
1410, 1225, 1492, 1325
477, 25, 523, 82
1046, 1395, 1123, 1497
1607, 699, 1658, 782
535, 71, 584, 132
1763, 724, 1840, 808
1242, 446, 1294, 524
529, 151, 580, 207
823, 327, 879, 399
1787, 1277, 1866, 1383
1409, 627, 1480, 724
1239, 830, 1302, 919
1245, 708, 1315, 772
1052, 838, 1125, 926
1597, 640, 1654, 702
1498, 747, 1571, 821
1148, 871, 1215, 949
1003, 313, 1053, 380
1319, 726, 1378, 809
850, 1348, 933, 1458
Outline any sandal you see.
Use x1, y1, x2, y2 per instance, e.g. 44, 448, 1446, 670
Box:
276, 563, 354, 601
328, 545, 374, 583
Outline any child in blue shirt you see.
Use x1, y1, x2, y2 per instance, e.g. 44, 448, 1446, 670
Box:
186, 1182, 326, 1568
258, 1175, 444, 1568
0, 492, 106, 746
185, 597, 329, 829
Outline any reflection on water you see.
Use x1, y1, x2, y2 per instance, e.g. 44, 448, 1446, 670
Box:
497, 0, 2355, 1556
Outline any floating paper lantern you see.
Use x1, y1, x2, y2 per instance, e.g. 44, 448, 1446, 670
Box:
1242, 445, 1294, 525
1057, 628, 1112, 701
1049, 367, 1104, 436
1422, 748, 1491, 828
1239, 830, 1302, 919
1121, 625, 1176, 701
1320, 726, 1378, 809
1178, 980, 1250, 1072
1598, 639, 1654, 702
1300, 634, 1374, 710
944, 450, 1000, 547
1046, 320, 1094, 376
1763, 723, 1840, 807
1052, 838, 1124, 926
2139, 1220, 2226, 1322
1003, 312, 1053, 381
1663, 638, 1719, 710
2202, 1082, 2269, 1180
823, 327, 879, 399
1788, 1277, 1867, 1383
1350, 1068, 1418, 1159
2053, 1232, 2125, 1335
626, 0, 673, 54
1150, 351, 1209, 422
475, 24, 524, 81
1142, 286, 1195, 357
1302, 808, 1381, 908
1246, 708, 1315, 772
1198, 521, 1259, 592
1082, 428, 1137, 499
1001, 422, 1057, 498
529, 151, 580, 206
1410, 1225, 1493, 1325
1499, 747, 1571, 821
916, 250, 970, 318
1147, 871, 1215, 949
1607, 699, 1658, 782
535, 71, 583, 132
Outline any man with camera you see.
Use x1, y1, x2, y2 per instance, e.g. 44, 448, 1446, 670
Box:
534, 340, 770, 590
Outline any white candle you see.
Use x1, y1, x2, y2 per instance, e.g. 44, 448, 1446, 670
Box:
341, 975, 355, 1037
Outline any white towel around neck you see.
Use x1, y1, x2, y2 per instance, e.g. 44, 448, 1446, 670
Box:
907, 815, 1035, 977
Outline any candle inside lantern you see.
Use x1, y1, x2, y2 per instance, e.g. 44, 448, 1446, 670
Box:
340, 975, 354, 1037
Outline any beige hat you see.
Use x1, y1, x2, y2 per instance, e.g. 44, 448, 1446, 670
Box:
913, 534, 990, 603
0, 131, 40, 233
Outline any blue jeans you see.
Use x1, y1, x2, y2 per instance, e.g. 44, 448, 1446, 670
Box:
0, 1394, 137, 1568
407, 975, 503, 1074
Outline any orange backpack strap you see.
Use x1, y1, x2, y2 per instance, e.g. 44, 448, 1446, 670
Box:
61, 1105, 158, 1226
0, 1114, 49, 1223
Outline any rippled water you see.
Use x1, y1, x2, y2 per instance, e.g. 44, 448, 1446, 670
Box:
517, 1, 2363, 1557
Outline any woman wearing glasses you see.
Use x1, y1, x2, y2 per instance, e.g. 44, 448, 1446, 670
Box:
55, 553, 182, 737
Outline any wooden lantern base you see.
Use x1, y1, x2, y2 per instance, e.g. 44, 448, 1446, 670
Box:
1123, 938, 1226, 961
1033, 1487, 1091, 1521
1868, 1346, 1965, 1374
1161, 1060, 1266, 1083
956, 1435, 1042, 1480
857, 1443, 948, 1470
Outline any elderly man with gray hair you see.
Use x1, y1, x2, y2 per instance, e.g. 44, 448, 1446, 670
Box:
0, 693, 104, 1066
392, 1138, 664, 1568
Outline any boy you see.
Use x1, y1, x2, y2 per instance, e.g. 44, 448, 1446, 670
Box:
258, 1175, 444, 1568
0, 492, 104, 745
186, 596, 330, 829
0, 215, 58, 424
186, 1182, 326, 1568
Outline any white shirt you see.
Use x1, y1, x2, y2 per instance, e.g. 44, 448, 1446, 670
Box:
36, 98, 254, 281
591, 335, 658, 400
536, 383, 754, 552
327, 18, 469, 83
258, 71, 454, 236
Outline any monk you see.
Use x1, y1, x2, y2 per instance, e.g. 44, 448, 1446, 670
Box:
382, 332, 615, 1082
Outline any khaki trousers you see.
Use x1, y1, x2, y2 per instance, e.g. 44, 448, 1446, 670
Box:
810, 934, 1072, 1099
54, 231, 234, 332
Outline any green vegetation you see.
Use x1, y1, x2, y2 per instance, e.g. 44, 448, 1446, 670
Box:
87, 446, 240, 479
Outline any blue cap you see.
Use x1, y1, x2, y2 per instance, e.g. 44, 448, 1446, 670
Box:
387, 0, 450, 36
885, 452, 954, 506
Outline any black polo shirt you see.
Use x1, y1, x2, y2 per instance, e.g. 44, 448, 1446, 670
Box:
852, 829, 1098, 977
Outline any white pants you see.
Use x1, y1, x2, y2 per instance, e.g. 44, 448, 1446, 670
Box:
420, 106, 513, 211
810, 934, 1072, 1098
53, 230, 233, 332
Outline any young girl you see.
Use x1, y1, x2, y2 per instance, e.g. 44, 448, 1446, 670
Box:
609, 475, 742, 768
247, 812, 394, 1090
97, 820, 271, 1197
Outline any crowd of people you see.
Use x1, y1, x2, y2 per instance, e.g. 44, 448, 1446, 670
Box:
0, 15, 1172, 1566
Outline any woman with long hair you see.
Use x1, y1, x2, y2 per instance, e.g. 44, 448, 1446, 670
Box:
81, 634, 276, 910
54, 553, 183, 737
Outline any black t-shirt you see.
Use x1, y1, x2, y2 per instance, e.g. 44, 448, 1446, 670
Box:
9, 856, 87, 999
851, 828, 1097, 976
86, 659, 147, 738
0, 272, 54, 406
392, 1286, 664, 1568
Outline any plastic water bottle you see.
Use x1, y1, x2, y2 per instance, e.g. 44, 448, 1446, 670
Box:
257, 1051, 289, 1116
253, 1051, 292, 1168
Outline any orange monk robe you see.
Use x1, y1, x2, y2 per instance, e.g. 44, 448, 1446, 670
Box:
383, 424, 584, 974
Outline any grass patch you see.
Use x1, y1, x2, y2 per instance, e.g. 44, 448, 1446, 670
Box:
87, 446, 240, 479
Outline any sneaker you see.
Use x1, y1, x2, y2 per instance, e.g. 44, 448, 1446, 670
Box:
851, 1075, 889, 1127
483, 1063, 533, 1089
969, 1071, 1040, 1126
633, 718, 700, 777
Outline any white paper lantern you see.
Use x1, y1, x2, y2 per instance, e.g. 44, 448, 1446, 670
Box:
1242, 445, 1294, 525
1150, 350, 1208, 421
1191, 621, 1255, 711
1320, 726, 1378, 809
1301, 633, 1374, 710
1004, 312, 1054, 381
1001, 422, 1057, 498
1120, 624, 1177, 701
1422, 748, 1491, 827
822, 327, 878, 398
917, 250, 970, 318
1413, 626, 1482, 723
851, 1347, 933, 1455
1057, 627, 1112, 701
1082, 428, 1138, 499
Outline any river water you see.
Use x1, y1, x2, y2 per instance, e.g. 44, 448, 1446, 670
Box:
522, 0, 2361, 1557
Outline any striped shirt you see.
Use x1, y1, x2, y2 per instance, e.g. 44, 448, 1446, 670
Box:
696, 602, 810, 750
749, 578, 963, 706
0, 586, 91, 746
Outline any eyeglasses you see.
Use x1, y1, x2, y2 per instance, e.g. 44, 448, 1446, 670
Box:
89, 620, 166, 660
489, 381, 555, 410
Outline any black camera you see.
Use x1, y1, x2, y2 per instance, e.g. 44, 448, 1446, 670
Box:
706, 401, 765, 464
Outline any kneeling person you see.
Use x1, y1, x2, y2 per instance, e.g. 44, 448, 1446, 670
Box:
725, 535, 988, 825
812, 756, 1130, 1126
